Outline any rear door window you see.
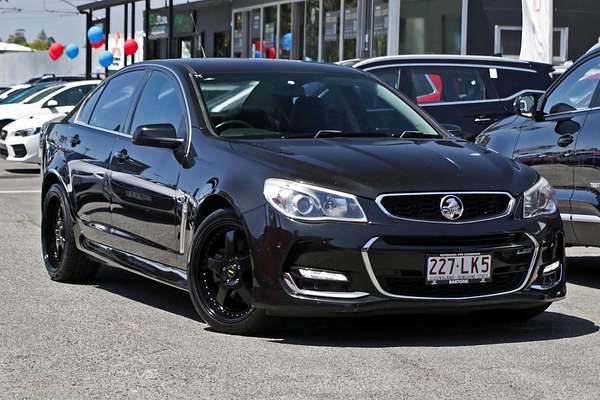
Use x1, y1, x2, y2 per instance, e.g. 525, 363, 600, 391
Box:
401, 66, 493, 104
494, 68, 550, 98
89, 70, 145, 132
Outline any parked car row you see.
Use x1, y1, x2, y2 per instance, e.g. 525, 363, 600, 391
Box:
0, 80, 99, 163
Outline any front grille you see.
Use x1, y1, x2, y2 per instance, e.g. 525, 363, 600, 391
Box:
0, 129, 7, 140
365, 234, 535, 298
0, 143, 7, 158
378, 193, 512, 222
11, 144, 26, 158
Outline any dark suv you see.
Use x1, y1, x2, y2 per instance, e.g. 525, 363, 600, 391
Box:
41, 59, 564, 335
352, 55, 553, 140
477, 47, 600, 248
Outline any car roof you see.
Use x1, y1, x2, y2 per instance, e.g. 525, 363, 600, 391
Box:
135, 58, 366, 76
353, 54, 552, 71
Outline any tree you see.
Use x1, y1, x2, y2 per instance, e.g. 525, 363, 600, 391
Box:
29, 30, 50, 51
7, 29, 27, 46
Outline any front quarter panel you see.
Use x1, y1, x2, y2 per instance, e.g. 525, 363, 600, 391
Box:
476, 115, 526, 159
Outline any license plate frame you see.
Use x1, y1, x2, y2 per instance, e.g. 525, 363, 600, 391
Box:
425, 253, 492, 285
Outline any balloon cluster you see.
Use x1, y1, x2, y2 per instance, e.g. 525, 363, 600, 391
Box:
47, 25, 139, 70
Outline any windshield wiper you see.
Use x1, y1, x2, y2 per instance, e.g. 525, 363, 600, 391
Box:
313, 130, 391, 139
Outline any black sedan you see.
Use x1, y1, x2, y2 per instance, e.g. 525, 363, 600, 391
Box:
477, 46, 600, 249
41, 59, 565, 335
352, 55, 553, 141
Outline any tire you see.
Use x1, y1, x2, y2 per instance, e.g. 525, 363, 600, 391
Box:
188, 208, 279, 335
41, 183, 98, 282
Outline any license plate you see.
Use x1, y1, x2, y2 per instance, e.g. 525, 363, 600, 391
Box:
426, 253, 491, 285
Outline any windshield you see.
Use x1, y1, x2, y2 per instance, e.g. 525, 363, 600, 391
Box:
196, 72, 442, 140
24, 85, 64, 104
1, 85, 54, 105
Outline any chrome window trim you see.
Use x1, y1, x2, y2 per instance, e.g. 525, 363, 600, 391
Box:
354, 55, 537, 68
73, 121, 130, 138
375, 191, 515, 224
362, 63, 539, 74
361, 233, 540, 301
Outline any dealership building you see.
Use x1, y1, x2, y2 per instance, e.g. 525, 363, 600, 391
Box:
77, 0, 600, 76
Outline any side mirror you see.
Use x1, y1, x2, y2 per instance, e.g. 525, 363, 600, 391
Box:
514, 94, 540, 119
441, 123, 463, 138
44, 99, 58, 108
132, 124, 184, 149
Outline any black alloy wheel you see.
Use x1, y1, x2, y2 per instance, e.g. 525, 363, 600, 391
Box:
189, 209, 277, 335
41, 184, 98, 282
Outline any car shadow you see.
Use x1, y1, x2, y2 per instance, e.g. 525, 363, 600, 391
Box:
92, 266, 598, 348
5, 167, 40, 175
567, 255, 600, 290
93, 266, 199, 321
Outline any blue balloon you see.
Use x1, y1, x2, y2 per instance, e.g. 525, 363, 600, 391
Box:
65, 44, 79, 59
254, 50, 261, 58
282, 32, 292, 51
87, 26, 104, 44
98, 50, 113, 68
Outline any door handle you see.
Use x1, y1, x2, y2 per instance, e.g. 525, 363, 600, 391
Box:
557, 135, 574, 147
474, 117, 495, 124
70, 134, 80, 147
115, 148, 129, 163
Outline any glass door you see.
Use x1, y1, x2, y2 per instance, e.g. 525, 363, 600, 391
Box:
371, 0, 388, 57
249, 9, 261, 58
304, 0, 320, 61
323, 0, 341, 62
279, 3, 292, 59
233, 12, 243, 57
263, 6, 277, 58
343, 0, 358, 59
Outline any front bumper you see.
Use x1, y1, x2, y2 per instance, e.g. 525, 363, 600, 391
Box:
244, 204, 565, 317
2, 134, 40, 163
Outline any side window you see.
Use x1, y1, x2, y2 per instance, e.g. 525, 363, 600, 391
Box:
51, 85, 95, 107
370, 67, 400, 89
402, 67, 489, 104
495, 69, 550, 98
77, 86, 103, 123
89, 70, 145, 132
130, 71, 187, 137
543, 56, 600, 114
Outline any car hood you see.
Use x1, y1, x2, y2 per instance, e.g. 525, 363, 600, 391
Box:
4, 112, 66, 133
231, 138, 538, 199
0, 104, 37, 120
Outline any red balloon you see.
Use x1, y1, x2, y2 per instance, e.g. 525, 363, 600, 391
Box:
90, 38, 104, 49
48, 43, 64, 61
124, 39, 138, 56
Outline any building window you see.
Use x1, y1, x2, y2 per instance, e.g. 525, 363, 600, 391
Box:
249, 9, 261, 58
372, 0, 388, 57
494, 25, 569, 64
323, 0, 341, 62
279, 3, 292, 59
343, 0, 358, 59
305, 0, 319, 61
263, 6, 277, 58
214, 30, 231, 57
399, 0, 461, 55
233, 12, 243, 57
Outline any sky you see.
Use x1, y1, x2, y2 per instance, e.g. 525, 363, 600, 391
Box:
0, 0, 189, 46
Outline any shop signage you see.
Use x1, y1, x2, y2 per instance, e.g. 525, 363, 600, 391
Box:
373, 2, 388, 38
324, 11, 339, 42
149, 10, 168, 39
343, 7, 358, 40
174, 12, 194, 35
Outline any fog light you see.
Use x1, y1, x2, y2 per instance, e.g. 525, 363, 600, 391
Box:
542, 261, 560, 274
297, 268, 348, 282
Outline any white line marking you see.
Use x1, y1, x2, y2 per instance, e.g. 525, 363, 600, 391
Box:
0, 190, 41, 194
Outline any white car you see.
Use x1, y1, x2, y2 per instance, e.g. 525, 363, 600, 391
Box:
0, 80, 100, 131
0, 113, 66, 163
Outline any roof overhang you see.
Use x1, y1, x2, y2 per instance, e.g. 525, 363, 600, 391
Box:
77, 0, 137, 12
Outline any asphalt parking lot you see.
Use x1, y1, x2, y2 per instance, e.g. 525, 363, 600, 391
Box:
0, 157, 599, 399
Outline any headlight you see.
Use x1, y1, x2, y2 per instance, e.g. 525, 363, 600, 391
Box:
14, 127, 40, 137
523, 177, 557, 218
263, 178, 367, 222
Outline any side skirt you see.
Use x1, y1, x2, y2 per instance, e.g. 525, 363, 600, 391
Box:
79, 236, 189, 291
